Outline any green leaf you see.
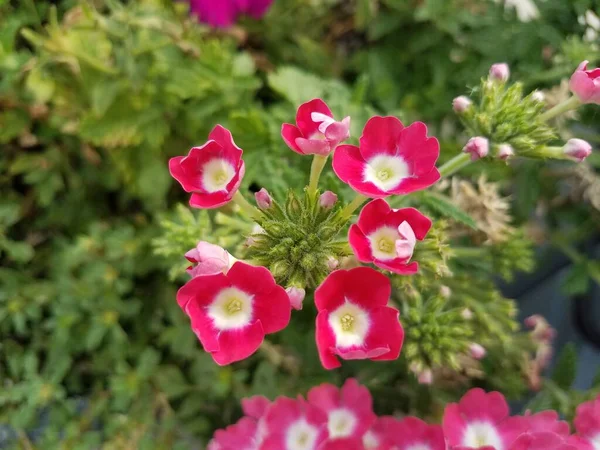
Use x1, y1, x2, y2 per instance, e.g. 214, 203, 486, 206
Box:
418, 191, 478, 229
562, 263, 590, 295
268, 66, 325, 105
154, 365, 189, 400
551, 343, 578, 390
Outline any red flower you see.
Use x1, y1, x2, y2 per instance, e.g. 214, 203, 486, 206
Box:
169, 125, 245, 209
314, 267, 404, 370
332, 116, 440, 197
509, 432, 593, 450
307, 379, 376, 441
282, 99, 350, 156
348, 199, 432, 275
176, 262, 291, 365
188, 0, 274, 28
207, 416, 259, 450
570, 61, 600, 105
380, 416, 446, 450
574, 395, 600, 449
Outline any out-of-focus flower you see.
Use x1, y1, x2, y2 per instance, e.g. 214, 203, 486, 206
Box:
188, 0, 274, 28
463, 137, 490, 161
570, 61, 600, 105
453, 96, 473, 113
498, 144, 516, 161
563, 138, 593, 162
574, 395, 600, 449
496, 0, 539, 22
490, 63, 511, 82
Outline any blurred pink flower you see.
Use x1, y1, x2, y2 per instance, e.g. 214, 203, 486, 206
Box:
188, 0, 274, 28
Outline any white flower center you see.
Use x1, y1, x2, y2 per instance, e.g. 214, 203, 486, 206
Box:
463, 421, 503, 450
202, 158, 236, 193
207, 287, 253, 330
368, 226, 400, 261
363, 430, 379, 449
286, 419, 319, 450
364, 155, 409, 192
591, 434, 600, 450
328, 301, 370, 348
328, 409, 357, 439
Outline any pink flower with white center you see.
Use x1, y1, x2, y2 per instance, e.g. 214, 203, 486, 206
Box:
260, 397, 328, 450
563, 139, 593, 162
317, 438, 364, 450
348, 199, 432, 275
381, 416, 446, 450
308, 379, 376, 441
169, 125, 245, 209
509, 432, 593, 450
575, 396, 600, 450
443, 388, 525, 450
333, 117, 440, 197
185, 241, 237, 278
569, 61, 600, 105
314, 267, 404, 370
208, 416, 260, 450
286, 287, 306, 311
176, 262, 291, 365
362, 418, 393, 450
490, 63, 510, 82
281, 99, 350, 156
463, 137, 490, 161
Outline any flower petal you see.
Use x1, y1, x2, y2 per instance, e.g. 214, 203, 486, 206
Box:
281, 123, 305, 154
359, 116, 405, 160
366, 306, 404, 361
296, 98, 333, 138
211, 321, 265, 365
348, 225, 373, 263
316, 311, 342, 370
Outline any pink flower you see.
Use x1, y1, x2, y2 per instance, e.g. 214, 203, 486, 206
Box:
242, 396, 271, 420
520, 411, 570, 437
498, 144, 515, 161
363, 418, 393, 450
176, 262, 291, 365
443, 388, 525, 449
255, 188, 273, 209
509, 432, 593, 450
185, 241, 235, 278
281, 99, 350, 156
490, 63, 510, 82
307, 379, 376, 441
188, 0, 274, 28
381, 416, 446, 450
569, 61, 600, 105
286, 287, 306, 311
563, 139, 593, 162
348, 199, 432, 275
575, 395, 600, 449
208, 416, 260, 450
320, 191, 338, 209
314, 267, 404, 369
169, 125, 245, 209
469, 343, 487, 360
463, 137, 490, 161
333, 117, 440, 197
260, 396, 328, 450
453, 96, 473, 113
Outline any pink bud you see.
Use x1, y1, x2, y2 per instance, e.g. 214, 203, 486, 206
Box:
417, 369, 433, 385
497, 144, 515, 161
489, 63, 510, 82
327, 256, 339, 270
439, 285, 452, 298
286, 287, 306, 311
255, 188, 272, 209
463, 137, 489, 160
563, 138, 592, 162
185, 241, 232, 278
531, 90, 545, 102
569, 60, 600, 105
452, 96, 472, 113
469, 343, 487, 360
524, 314, 543, 329
461, 308, 473, 320
319, 191, 338, 209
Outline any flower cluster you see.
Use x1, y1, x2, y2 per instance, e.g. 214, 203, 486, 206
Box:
185, 0, 274, 28
208, 379, 600, 450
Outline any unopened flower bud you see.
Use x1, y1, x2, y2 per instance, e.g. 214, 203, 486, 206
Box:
531, 90, 545, 102
319, 191, 338, 209
286, 287, 306, 311
524, 314, 543, 329
255, 188, 272, 209
469, 343, 487, 360
326, 256, 339, 271
185, 242, 233, 278
452, 96, 472, 113
439, 285, 452, 298
489, 63, 510, 82
563, 138, 592, 162
497, 144, 515, 161
463, 137, 489, 161
461, 308, 473, 320
417, 369, 433, 385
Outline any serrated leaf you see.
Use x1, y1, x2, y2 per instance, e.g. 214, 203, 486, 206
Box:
552, 343, 578, 390
268, 66, 325, 105
418, 191, 478, 229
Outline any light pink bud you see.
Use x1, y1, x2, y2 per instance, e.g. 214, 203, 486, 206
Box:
185, 241, 231, 278
497, 144, 515, 161
327, 256, 339, 270
286, 287, 306, 311
417, 369, 433, 385
563, 138, 592, 162
461, 308, 473, 320
463, 137, 489, 161
489, 63, 510, 82
524, 314, 544, 329
531, 90, 545, 102
255, 188, 272, 209
439, 285, 452, 299
569, 61, 600, 105
452, 96, 472, 113
319, 191, 338, 209
469, 343, 487, 360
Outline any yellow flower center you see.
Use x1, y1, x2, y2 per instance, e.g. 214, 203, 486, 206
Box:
213, 169, 228, 185
376, 168, 392, 181
225, 298, 243, 315
340, 313, 355, 332
378, 238, 394, 253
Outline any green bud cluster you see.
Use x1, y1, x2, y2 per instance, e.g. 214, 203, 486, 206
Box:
410, 220, 453, 278
459, 79, 557, 158
244, 189, 352, 288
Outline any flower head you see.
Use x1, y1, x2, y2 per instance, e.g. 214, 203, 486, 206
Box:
563, 139, 593, 162
282, 99, 350, 156
307, 379, 376, 441
176, 262, 291, 365
169, 125, 245, 209
570, 61, 600, 105
185, 241, 235, 278
509, 432, 593, 450
188, 0, 274, 28
333, 116, 440, 197
382, 416, 446, 450
349, 199, 432, 274
575, 395, 600, 449
314, 267, 404, 369
208, 416, 260, 450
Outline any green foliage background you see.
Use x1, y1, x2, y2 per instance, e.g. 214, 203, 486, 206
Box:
1, 0, 600, 448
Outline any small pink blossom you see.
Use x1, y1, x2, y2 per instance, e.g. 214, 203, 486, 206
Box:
169, 125, 245, 209
333, 116, 440, 197
349, 199, 432, 275
563, 138, 593, 162
498, 144, 515, 161
469, 343, 487, 360
320, 191, 338, 209
314, 267, 404, 370
418, 368, 433, 385
176, 262, 291, 365
281, 99, 350, 156
453, 96, 473, 113
185, 241, 235, 278
255, 188, 273, 209
490, 63, 511, 82
569, 61, 600, 105
326, 256, 339, 271
286, 287, 306, 311
188, 0, 274, 28
463, 136, 490, 161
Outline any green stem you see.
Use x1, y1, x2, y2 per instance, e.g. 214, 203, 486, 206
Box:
232, 191, 259, 219
308, 155, 328, 196
439, 153, 471, 178
539, 96, 581, 122
340, 193, 368, 220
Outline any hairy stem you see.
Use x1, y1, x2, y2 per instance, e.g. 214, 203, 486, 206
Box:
340, 193, 368, 220
439, 153, 471, 178
308, 154, 329, 196
539, 96, 581, 122
232, 191, 259, 219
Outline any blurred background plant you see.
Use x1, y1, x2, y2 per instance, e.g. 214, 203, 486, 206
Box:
1, 0, 600, 447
